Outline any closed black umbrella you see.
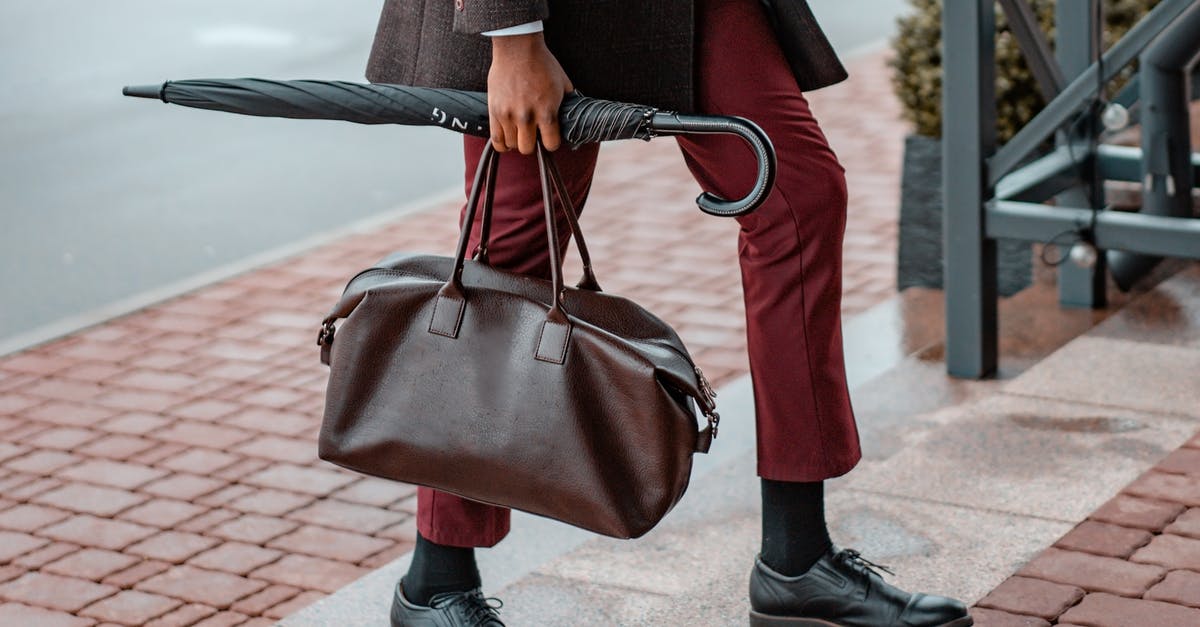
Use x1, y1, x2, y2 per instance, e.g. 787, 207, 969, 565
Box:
123, 78, 775, 216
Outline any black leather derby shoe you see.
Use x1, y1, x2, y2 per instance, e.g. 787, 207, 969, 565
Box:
749, 546, 973, 626
390, 582, 505, 627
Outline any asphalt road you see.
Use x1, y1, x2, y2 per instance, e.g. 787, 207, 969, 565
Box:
0, 0, 906, 351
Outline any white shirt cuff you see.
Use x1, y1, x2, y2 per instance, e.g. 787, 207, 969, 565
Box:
482, 20, 544, 37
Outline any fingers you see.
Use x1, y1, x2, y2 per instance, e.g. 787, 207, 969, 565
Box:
500, 117, 520, 153
494, 109, 557, 155
538, 111, 561, 152
539, 81, 572, 152
489, 110, 508, 152
486, 84, 568, 154
490, 111, 521, 154
511, 109, 534, 155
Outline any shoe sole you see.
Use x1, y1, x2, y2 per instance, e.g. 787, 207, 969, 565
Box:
749, 610, 974, 627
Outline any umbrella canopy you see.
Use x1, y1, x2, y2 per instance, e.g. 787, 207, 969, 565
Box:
124, 78, 774, 216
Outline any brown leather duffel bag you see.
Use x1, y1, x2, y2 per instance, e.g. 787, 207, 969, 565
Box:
317, 142, 719, 539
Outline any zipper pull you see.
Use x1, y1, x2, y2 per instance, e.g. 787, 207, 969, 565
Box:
317, 321, 336, 347
694, 366, 719, 439
695, 366, 718, 405
318, 321, 336, 366
706, 409, 721, 440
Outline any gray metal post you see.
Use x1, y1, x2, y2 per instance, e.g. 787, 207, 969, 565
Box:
944, 0, 998, 378
1108, 1, 1200, 290
1055, 0, 1107, 308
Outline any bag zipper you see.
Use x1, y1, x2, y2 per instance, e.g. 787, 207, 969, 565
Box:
319, 267, 418, 362
341, 266, 423, 293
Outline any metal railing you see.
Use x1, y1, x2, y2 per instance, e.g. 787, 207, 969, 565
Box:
942, 0, 1200, 378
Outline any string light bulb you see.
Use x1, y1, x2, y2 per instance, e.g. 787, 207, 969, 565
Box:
1101, 103, 1129, 131
1070, 240, 1099, 268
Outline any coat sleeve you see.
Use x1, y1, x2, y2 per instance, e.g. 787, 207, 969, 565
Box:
453, 0, 550, 35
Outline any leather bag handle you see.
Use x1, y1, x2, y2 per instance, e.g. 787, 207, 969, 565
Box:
430, 141, 595, 364
471, 146, 601, 292
541, 150, 601, 292
427, 144, 498, 339
472, 149, 500, 265
532, 143, 572, 363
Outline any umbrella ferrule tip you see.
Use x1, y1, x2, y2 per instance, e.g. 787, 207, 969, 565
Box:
122, 83, 166, 101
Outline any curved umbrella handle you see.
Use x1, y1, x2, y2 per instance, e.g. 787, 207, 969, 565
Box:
557, 93, 776, 217
648, 112, 776, 218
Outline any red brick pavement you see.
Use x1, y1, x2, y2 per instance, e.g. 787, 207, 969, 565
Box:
0, 52, 902, 624
974, 437, 1200, 626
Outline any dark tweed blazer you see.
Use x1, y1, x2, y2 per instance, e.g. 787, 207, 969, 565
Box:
365, 0, 847, 113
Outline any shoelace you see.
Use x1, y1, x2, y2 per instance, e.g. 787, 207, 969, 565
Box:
840, 549, 896, 579
429, 589, 504, 626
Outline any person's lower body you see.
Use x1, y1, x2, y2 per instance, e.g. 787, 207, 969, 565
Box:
394, 0, 972, 625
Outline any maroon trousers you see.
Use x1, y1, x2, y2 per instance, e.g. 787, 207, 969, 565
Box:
417, 0, 861, 548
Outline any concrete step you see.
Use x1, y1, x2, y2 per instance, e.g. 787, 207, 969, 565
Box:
283, 264, 1199, 626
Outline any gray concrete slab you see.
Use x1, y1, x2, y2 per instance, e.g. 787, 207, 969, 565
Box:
822, 491, 1073, 608
1091, 265, 1200, 349
1005, 336, 1200, 418
843, 393, 1198, 523
501, 453, 760, 626
494, 574, 673, 626
503, 454, 1071, 626
532, 454, 761, 599
846, 353, 1005, 462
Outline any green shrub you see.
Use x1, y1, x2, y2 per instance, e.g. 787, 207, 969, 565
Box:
890, 0, 1160, 142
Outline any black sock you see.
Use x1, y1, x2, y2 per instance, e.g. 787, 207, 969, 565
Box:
402, 533, 482, 606
760, 478, 832, 576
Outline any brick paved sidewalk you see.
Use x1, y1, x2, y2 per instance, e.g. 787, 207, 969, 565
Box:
973, 435, 1200, 627
0, 51, 902, 625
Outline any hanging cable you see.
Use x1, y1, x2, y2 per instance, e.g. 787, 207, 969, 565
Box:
1042, 1, 1105, 268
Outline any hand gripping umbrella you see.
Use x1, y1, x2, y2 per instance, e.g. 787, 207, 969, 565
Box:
122, 78, 775, 217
